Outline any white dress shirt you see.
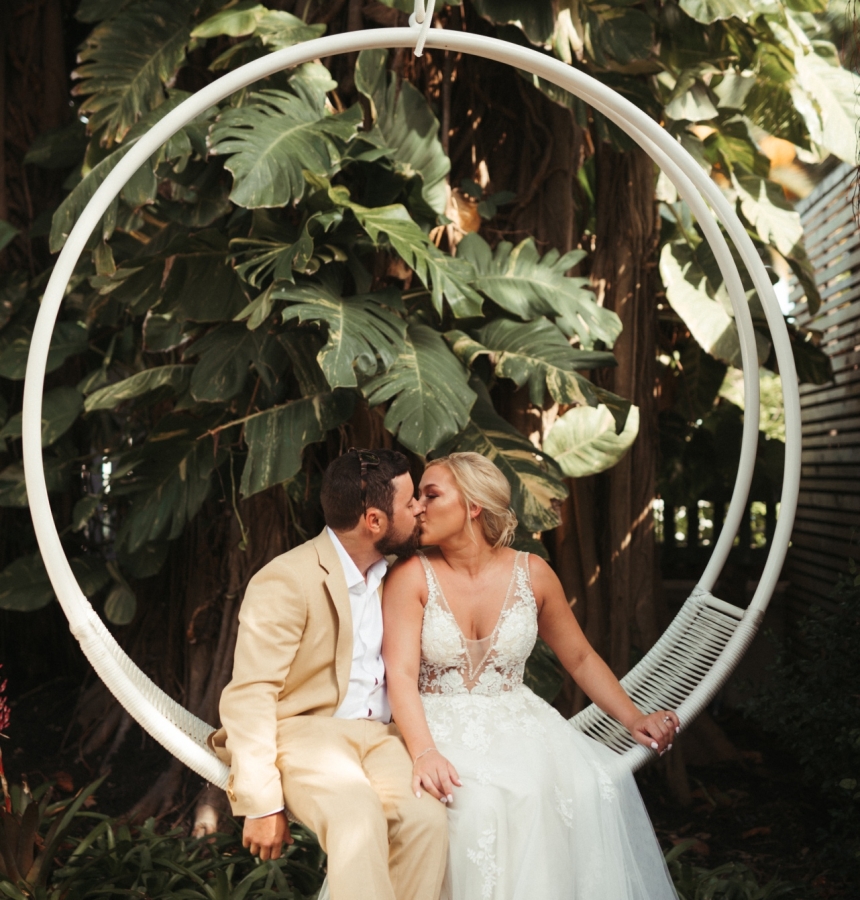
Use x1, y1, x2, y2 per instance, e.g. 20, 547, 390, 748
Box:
327, 527, 391, 724
247, 530, 390, 819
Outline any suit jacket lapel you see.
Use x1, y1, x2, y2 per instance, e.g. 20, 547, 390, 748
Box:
313, 529, 353, 706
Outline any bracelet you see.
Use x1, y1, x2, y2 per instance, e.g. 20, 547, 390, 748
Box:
413, 747, 435, 763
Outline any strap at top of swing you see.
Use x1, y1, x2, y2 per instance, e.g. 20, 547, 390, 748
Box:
409, 0, 437, 57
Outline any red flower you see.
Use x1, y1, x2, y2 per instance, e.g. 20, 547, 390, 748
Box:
0, 664, 9, 811
0, 664, 9, 735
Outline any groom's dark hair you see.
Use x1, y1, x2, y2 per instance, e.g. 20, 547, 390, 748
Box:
321, 448, 411, 531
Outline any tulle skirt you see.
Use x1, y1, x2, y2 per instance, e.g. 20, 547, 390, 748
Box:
421, 685, 678, 900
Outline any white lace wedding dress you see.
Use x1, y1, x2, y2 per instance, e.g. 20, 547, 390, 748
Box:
417, 550, 678, 900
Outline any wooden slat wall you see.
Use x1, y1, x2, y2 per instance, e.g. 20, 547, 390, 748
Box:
786, 163, 860, 621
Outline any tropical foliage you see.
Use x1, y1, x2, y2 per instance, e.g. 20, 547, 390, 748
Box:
0, 775, 326, 900
0, 772, 795, 900
0, 0, 851, 614
0, 0, 856, 815
0, 1, 644, 618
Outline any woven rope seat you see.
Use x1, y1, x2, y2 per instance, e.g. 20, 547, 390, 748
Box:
23, 0, 801, 794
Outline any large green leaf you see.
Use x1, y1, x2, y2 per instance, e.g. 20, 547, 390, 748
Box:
104, 582, 137, 625
0, 220, 19, 254
702, 118, 770, 178
768, 13, 860, 164
327, 185, 482, 318
76, 0, 135, 23
664, 82, 719, 121
470, 0, 556, 44
72, 0, 197, 145
50, 92, 211, 252
184, 324, 268, 403
25, 120, 90, 170
782, 242, 821, 316
209, 91, 361, 208
679, 0, 757, 23
0, 555, 110, 612
84, 365, 192, 411
277, 283, 406, 388
0, 319, 89, 381
0, 457, 71, 508
449, 317, 616, 407
240, 389, 355, 497
161, 230, 249, 322
733, 174, 803, 257
114, 420, 227, 553
583, 5, 655, 68
456, 233, 620, 348
355, 50, 450, 216
193, 3, 325, 49
363, 323, 477, 456
442, 387, 567, 533
793, 46, 860, 164
660, 242, 770, 367
231, 209, 344, 290
0, 387, 82, 447
0, 271, 28, 331
544, 403, 640, 478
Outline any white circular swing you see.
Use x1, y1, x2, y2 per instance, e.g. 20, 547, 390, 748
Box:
22, 1, 801, 794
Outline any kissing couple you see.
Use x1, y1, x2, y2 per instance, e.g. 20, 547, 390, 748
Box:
210, 448, 680, 900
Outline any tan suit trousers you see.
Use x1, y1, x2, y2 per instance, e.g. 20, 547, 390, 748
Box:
278, 717, 448, 900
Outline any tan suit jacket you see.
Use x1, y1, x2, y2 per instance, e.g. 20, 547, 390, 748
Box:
210, 529, 356, 817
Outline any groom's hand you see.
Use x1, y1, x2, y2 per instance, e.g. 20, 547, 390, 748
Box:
243, 811, 292, 860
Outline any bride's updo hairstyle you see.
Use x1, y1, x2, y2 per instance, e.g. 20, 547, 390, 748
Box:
425, 452, 518, 548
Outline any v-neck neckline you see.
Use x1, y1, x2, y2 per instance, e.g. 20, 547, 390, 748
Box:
423, 551, 520, 645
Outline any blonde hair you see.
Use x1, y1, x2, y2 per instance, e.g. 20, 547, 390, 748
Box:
425, 452, 518, 548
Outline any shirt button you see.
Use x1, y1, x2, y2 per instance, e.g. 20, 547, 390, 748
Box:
368, 708, 372, 717
374, 677, 378, 685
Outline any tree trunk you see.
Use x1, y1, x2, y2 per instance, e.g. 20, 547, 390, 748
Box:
551, 142, 665, 712
591, 141, 664, 675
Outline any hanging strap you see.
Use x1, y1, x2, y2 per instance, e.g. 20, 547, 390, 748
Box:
409, 0, 437, 57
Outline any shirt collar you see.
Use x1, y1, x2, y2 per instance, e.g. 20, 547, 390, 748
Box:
326, 526, 388, 591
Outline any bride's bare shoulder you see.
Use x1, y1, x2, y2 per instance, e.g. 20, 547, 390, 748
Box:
386, 554, 428, 588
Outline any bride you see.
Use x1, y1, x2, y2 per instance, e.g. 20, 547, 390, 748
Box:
382, 452, 679, 900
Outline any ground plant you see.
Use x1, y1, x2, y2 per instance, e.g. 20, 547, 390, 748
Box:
743, 562, 860, 875
0, 774, 797, 900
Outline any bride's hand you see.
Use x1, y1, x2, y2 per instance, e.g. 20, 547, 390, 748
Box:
412, 749, 462, 803
628, 710, 680, 756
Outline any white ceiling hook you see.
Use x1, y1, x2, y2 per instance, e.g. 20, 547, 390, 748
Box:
408, 0, 436, 57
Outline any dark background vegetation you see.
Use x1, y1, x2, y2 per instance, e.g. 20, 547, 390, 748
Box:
0, 0, 858, 897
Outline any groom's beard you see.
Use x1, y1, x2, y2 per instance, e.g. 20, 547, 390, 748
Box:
375, 519, 421, 558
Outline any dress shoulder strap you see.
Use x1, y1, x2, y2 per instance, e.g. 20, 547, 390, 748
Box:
415, 550, 438, 597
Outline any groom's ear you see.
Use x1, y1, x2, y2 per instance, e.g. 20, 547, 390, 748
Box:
364, 506, 387, 534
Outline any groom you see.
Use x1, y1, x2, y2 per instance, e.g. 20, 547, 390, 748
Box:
209, 448, 447, 900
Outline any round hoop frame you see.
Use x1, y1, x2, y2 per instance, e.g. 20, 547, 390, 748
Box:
22, 23, 801, 783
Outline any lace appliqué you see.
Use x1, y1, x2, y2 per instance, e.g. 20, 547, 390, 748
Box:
592, 760, 619, 803
466, 827, 503, 899
475, 763, 501, 786
422, 687, 548, 756
418, 551, 538, 698
554, 786, 574, 828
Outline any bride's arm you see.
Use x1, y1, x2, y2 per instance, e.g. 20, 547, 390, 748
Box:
531, 556, 678, 753
382, 558, 462, 802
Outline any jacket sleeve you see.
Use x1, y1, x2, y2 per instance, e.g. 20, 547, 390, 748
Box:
217, 557, 307, 816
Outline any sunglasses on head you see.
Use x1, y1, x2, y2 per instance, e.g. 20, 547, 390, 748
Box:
347, 448, 380, 509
